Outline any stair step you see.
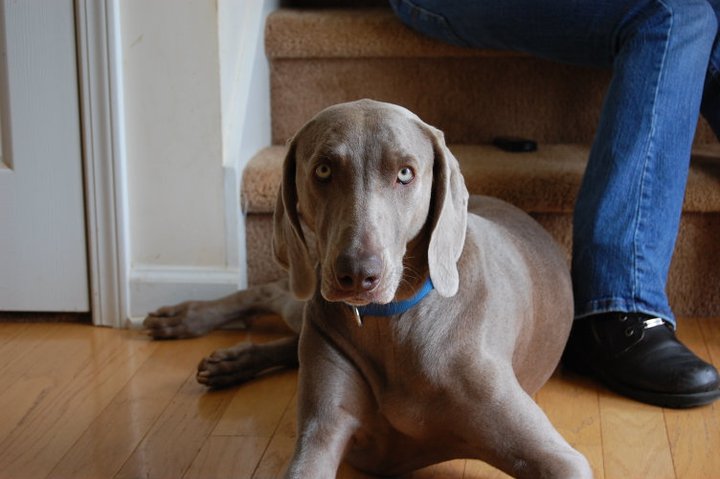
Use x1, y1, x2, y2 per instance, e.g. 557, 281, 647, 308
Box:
242, 144, 720, 215
283, 0, 390, 8
242, 143, 720, 317
265, 9, 512, 59
265, 9, 715, 146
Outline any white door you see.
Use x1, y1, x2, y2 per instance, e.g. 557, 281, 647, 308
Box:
0, 0, 89, 311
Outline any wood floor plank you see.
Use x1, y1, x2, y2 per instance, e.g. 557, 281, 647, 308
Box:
213, 367, 297, 437
0, 325, 155, 479
600, 392, 675, 479
113, 371, 236, 479
183, 435, 270, 479
407, 460, 466, 478
665, 403, 720, 479
0, 323, 71, 383
0, 322, 30, 348
254, 435, 295, 479
536, 370, 605, 478
47, 333, 241, 479
179, 358, 297, 478
463, 459, 511, 479
664, 318, 720, 479
252, 391, 297, 479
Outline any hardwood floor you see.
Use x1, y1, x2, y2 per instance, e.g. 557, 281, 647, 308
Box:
1, 317, 718, 478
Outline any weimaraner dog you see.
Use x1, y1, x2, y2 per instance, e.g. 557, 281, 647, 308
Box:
145, 99, 592, 478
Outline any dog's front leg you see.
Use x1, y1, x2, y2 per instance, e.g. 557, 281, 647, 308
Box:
285, 320, 369, 479
457, 365, 593, 479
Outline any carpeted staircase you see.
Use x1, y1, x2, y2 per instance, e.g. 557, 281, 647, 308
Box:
242, 4, 720, 316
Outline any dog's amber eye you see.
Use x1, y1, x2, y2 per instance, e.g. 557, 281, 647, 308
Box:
397, 167, 415, 185
315, 164, 332, 181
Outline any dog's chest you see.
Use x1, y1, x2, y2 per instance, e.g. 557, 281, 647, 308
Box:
347, 314, 450, 375
340, 317, 458, 434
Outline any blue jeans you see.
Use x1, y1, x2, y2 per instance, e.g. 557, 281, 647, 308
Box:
390, 0, 720, 326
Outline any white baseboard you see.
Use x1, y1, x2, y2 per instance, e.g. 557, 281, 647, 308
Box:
127, 265, 241, 327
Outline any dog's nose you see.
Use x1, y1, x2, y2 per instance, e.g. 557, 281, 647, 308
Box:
334, 253, 382, 293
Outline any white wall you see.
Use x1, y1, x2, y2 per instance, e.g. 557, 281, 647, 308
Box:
219, 0, 279, 287
120, 0, 277, 320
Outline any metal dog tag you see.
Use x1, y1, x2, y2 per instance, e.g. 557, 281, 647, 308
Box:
352, 306, 363, 327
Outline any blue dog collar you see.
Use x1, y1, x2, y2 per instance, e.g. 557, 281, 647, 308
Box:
351, 278, 434, 326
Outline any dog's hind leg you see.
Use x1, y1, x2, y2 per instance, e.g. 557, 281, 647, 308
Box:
143, 278, 303, 339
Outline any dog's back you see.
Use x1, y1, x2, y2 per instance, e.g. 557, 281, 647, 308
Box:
463, 195, 573, 394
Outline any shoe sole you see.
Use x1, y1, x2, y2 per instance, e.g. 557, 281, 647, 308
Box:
599, 372, 720, 409
564, 363, 720, 408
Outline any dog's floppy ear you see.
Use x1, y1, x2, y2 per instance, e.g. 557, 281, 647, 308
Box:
424, 125, 469, 297
272, 140, 316, 300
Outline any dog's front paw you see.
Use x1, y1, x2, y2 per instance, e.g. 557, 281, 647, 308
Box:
196, 343, 261, 388
143, 301, 237, 339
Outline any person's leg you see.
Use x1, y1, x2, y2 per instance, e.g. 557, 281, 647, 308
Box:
572, 0, 716, 325
390, 0, 720, 407
568, 1, 720, 408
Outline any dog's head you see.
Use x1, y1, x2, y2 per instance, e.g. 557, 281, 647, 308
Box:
273, 99, 468, 305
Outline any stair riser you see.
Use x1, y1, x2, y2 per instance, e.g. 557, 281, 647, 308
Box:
246, 212, 720, 317
270, 57, 715, 145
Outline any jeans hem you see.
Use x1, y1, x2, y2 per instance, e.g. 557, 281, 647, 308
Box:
574, 298, 676, 328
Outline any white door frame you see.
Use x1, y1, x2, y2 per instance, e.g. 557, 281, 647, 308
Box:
75, 0, 129, 327
74, 0, 277, 327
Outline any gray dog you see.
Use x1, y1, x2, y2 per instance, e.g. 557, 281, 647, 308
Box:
145, 100, 592, 478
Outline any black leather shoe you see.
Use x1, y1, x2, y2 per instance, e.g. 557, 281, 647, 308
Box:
562, 312, 720, 408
